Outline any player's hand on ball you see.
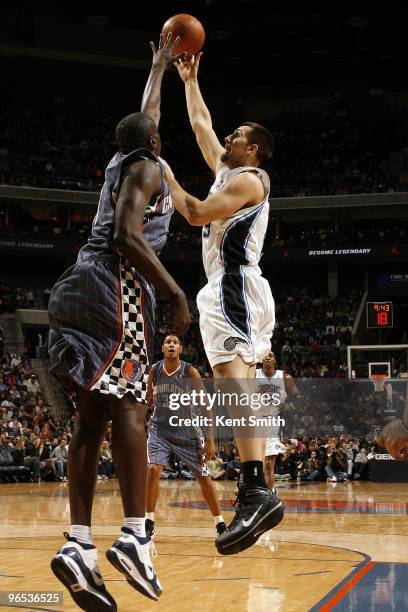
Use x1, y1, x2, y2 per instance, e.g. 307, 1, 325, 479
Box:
175, 52, 202, 82
168, 291, 191, 336
150, 32, 184, 70
378, 419, 408, 461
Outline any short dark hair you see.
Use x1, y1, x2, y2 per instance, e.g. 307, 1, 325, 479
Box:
115, 112, 156, 153
242, 121, 274, 164
163, 335, 181, 344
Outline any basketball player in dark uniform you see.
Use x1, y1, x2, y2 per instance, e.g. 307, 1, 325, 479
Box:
48, 35, 189, 610
145, 335, 226, 539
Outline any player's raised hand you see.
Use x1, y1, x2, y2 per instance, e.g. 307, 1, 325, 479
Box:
168, 291, 191, 336
378, 418, 408, 460
175, 52, 203, 82
150, 32, 184, 70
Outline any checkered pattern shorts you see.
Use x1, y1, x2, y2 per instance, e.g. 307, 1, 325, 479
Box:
90, 260, 149, 401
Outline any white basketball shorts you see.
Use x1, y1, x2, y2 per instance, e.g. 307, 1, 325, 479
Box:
197, 268, 275, 368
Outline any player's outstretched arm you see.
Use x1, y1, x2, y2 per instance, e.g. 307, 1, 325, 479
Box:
114, 159, 190, 336
141, 32, 181, 126
176, 53, 224, 174
166, 171, 263, 225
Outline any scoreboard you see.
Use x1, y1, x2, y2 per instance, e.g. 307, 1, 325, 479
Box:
366, 301, 394, 329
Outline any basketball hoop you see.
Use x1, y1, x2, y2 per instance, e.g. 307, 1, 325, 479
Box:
371, 374, 388, 392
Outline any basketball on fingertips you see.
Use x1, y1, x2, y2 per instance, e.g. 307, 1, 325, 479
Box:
161, 14, 205, 56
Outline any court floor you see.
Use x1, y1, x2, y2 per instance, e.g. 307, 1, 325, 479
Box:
1, 479, 408, 611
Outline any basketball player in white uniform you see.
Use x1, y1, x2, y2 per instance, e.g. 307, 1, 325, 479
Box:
164, 53, 284, 556
256, 351, 298, 488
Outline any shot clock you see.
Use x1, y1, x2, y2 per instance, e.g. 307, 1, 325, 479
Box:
366, 301, 393, 329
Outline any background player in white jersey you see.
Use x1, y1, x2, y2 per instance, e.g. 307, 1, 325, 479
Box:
164, 53, 284, 556
145, 335, 226, 540
256, 351, 298, 488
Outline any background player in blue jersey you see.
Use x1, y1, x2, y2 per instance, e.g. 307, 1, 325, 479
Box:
145, 335, 226, 540
48, 34, 190, 611
164, 53, 283, 556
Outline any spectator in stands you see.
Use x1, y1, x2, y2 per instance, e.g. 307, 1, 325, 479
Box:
344, 442, 355, 478
275, 445, 295, 480
50, 438, 68, 480
207, 455, 226, 480
12, 438, 41, 482
225, 448, 241, 480
293, 442, 310, 479
301, 450, 321, 481
218, 444, 230, 464
29, 436, 52, 481
8, 419, 22, 437
98, 441, 114, 480
0, 432, 10, 448
26, 374, 40, 394
353, 447, 369, 480
325, 442, 348, 482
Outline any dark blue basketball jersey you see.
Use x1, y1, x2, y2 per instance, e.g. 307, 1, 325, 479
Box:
77, 148, 173, 263
150, 359, 192, 426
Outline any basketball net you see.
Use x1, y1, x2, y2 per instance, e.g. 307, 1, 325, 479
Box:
371, 374, 388, 393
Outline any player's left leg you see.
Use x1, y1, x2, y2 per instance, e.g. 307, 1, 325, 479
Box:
51, 387, 116, 612
213, 356, 284, 556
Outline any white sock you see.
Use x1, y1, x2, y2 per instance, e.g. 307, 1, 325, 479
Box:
124, 517, 146, 538
213, 515, 224, 526
70, 525, 92, 545
146, 512, 155, 521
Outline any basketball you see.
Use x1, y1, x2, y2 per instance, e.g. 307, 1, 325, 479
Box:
162, 14, 205, 56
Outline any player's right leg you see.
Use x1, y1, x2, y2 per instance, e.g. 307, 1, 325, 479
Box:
51, 387, 117, 612
106, 394, 162, 601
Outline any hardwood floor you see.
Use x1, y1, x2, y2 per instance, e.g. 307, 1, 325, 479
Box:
1, 480, 407, 611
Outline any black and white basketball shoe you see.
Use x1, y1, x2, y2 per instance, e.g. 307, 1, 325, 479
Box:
51, 533, 117, 612
215, 485, 285, 555
106, 527, 162, 601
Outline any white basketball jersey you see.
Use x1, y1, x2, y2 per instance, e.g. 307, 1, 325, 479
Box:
256, 368, 287, 405
202, 166, 270, 278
